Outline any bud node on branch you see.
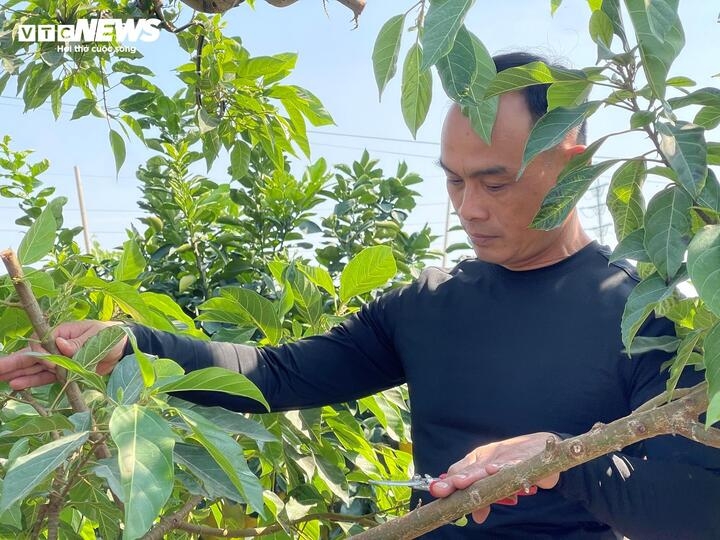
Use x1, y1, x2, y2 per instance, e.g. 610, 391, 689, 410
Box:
569, 440, 585, 458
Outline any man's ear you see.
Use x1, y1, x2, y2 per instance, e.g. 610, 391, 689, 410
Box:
565, 144, 586, 159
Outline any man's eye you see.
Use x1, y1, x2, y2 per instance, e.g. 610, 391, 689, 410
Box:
486, 185, 506, 192
446, 177, 463, 185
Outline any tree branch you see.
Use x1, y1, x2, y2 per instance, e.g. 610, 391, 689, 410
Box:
141, 495, 204, 540
0, 249, 111, 460
354, 383, 710, 539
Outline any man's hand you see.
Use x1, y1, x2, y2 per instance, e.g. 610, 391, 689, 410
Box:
429, 433, 561, 524
0, 320, 126, 390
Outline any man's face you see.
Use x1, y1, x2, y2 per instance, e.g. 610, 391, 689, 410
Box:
440, 93, 584, 270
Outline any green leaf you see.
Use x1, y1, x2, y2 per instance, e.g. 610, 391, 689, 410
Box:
621, 273, 674, 349
484, 61, 585, 98
284, 264, 324, 328
401, 44, 433, 138
668, 87, 720, 109
0, 432, 89, 512
622, 335, 681, 355
118, 92, 156, 113
141, 292, 202, 338
436, 25, 476, 103
609, 228, 651, 263
118, 326, 156, 387
606, 160, 646, 240
705, 322, 720, 426
420, 0, 475, 70
698, 170, 720, 213
107, 355, 145, 405
198, 287, 282, 345
630, 110, 655, 129
23, 268, 56, 298
665, 329, 703, 396
687, 225, 720, 317
112, 61, 154, 76
372, 14, 405, 99
625, 0, 684, 99
589, 9, 613, 47
298, 264, 336, 297
645, 0, 677, 40
657, 122, 707, 197
18, 200, 60, 265
547, 80, 592, 110
230, 141, 251, 179
109, 130, 126, 175
520, 101, 599, 176
71, 99, 96, 120
694, 107, 720, 130
0, 414, 73, 438
173, 401, 276, 442
666, 76, 696, 87
176, 409, 265, 514
643, 186, 692, 280
174, 443, 244, 501
73, 324, 127, 372
551, 0, 563, 15
34, 353, 106, 392
109, 406, 175, 540
340, 245, 397, 303
155, 367, 269, 411
114, 238, 145, 282
532, 160, 616, 230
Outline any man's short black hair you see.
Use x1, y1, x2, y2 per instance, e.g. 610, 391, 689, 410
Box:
492, 52, 587, 145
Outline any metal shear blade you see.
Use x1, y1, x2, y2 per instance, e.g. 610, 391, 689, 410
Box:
369, 474, 437, 491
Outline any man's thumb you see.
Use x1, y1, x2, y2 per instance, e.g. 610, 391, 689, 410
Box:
56, 336, 80, 357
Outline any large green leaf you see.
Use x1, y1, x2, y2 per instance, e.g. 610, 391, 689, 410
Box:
0, 414, 73, 439
372, 14, 405, 99
35, 354, 106, 392
621, 273, 674, 349
665, 330, 703, 397
17, 198, 61, 265
687, 225, 720, 317
284, 264, 324, 329
694, 107, 720, 130
657, 122, 707, 197
643, 186, 692, 280
199, 287, 281, 345
606, 160, 646, 240
114, 238, 145, 282
155, 367, 269, 411
609, 228, 651, 263
484, 61, 585, 98
705, 322, 720, 426
645, 0, 677, 40
141, 292, 204, 338
107, 355, 145, 405
547, 80, 593, 110
340, 245, 397, 303
436, 26, 476, 103
176, 408, 265, 514
532, 160, 616, 230
73, 324, 127, 372
172, 401, 276, 442
401, 44, 432, 138
457, 30, 497, 144
174, 443, 244, 502
0, 431, 89, 512
420, 0, 475, 70
109, 405, 175, 540
109, 129, 126, 175
520, 101, 600, 176
625, 0, 684, 99
118, 326, 156, 387
698, 170, 720, 213
668, 87, 720, 110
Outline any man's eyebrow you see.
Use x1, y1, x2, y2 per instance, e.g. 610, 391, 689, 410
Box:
436, 159, 509, 178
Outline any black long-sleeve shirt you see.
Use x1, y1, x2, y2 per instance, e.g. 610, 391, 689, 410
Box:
128, 242, 720, 539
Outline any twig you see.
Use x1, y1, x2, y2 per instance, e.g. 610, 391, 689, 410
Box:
175, 511, 380, 537
140, 495, 204, 540
15, 390, 61, 440
633, 382, 702, 414
0, 250, 111, 460
353, 383, 709, 539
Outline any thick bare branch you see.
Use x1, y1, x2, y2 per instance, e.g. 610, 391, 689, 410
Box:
355, 384, 709, 539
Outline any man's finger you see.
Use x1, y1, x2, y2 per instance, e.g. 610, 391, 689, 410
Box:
0, 349, 36, 377
9, 371, 57, 390
471, 506, 491, 524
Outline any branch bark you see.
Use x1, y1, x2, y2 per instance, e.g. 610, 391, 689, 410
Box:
0, 249, 111, 460
354, 382, 710, 540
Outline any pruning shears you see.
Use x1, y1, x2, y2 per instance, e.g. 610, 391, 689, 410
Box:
369, 474, 438, 491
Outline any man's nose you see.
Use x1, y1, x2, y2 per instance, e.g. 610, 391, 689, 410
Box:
456, 182, 491, 222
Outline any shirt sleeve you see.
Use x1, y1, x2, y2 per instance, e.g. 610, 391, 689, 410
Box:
124, 294, 405, 413
555, 316, 720, 540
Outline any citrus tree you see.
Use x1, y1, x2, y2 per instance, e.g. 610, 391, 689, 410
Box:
1, 0, 720, 539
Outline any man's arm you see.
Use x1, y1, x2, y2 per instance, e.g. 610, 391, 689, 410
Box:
126, 296, 406, 412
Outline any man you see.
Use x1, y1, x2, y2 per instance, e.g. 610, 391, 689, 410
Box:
2, 53, 719, 539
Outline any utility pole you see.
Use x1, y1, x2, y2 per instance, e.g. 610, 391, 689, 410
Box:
73, 166, 92, 254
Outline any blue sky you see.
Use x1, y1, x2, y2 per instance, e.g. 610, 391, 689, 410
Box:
1, 1, 718, 259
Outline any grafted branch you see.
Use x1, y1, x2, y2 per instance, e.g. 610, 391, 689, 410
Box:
355, 382, 711, 539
